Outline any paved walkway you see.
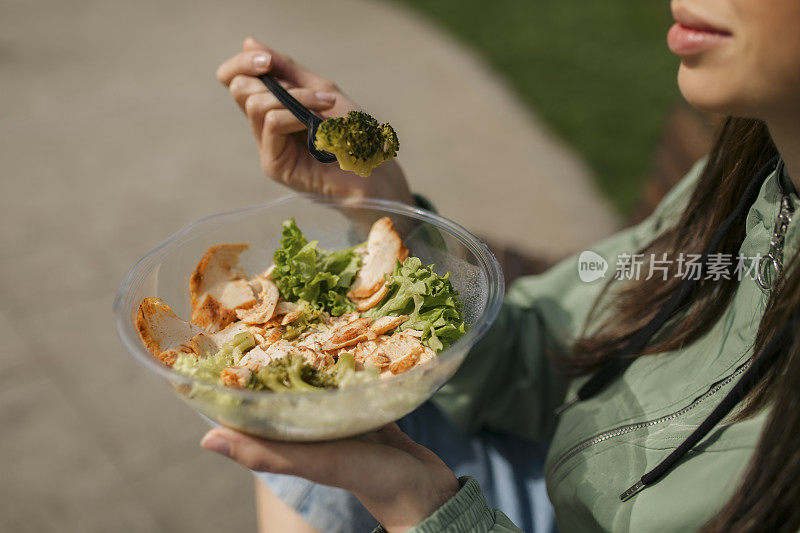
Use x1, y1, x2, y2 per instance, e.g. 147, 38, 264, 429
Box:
0, 0, 617, 531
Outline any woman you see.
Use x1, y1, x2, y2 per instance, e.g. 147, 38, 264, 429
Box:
201, 0, 800, 531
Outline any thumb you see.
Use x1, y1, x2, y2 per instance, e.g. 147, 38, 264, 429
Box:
200, 427, 300, 475
243, 37, 270, 52
200, 427, 380, 491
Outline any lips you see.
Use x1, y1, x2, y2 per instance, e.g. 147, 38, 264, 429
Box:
668, 7, 732, 56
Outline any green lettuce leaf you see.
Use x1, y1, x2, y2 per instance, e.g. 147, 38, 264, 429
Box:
367, 257, 469, 352
272, 219, 362, 316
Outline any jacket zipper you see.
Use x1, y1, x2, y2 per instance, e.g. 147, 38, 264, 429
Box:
756, 193, 794, 290
546, 360, 751, 483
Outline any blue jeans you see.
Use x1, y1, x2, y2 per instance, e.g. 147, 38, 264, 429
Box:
254, 402, 556, 533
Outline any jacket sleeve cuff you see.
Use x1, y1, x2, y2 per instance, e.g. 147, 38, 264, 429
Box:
372, 477, 497, 533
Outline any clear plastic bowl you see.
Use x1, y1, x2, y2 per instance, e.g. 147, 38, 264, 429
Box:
113, 194, 504, 441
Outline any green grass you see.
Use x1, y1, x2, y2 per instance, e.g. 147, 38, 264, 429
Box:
395, 0, 682, 215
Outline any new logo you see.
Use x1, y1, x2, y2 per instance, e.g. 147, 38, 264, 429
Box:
578, 250, 608, 283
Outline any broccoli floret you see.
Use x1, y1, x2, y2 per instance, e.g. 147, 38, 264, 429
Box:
251, 352, 338, 392
248, 352, 363, 393
314, 111, 399, 177
281, 301, 325, 341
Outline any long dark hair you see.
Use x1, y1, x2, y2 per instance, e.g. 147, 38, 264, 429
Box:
571, 117, 800, 530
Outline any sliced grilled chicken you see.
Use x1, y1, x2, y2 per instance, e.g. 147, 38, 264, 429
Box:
220, 367, 252, 388
136, 297, 201, 366
370, 315, 409, 336
322, 317, 372, 351
189, 244, 257, 331
352, 283, 389, 312
348, 217, 408, 299
353, 337, 392, 368
236, 278, 280, 325
237, 339, 293, 371
382, 331, 434, 375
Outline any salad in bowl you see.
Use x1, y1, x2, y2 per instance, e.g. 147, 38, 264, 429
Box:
114, 195, 503, 440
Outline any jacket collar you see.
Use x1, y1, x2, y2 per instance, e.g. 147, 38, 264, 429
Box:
743, 162, 800, 287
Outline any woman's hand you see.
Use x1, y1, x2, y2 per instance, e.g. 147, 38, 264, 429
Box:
200, 423, 460, 533
216, 38, 414, 205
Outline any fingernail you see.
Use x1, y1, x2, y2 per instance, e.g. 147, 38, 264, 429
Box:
253, 54, 271, 71
201, 434, 231, 457
315, 91, 336, 103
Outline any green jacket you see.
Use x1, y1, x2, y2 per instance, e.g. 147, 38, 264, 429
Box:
408, 159, 799, 532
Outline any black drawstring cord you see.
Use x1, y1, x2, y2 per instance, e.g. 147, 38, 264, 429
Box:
620, 319, 791, 500
554, 155, 780, 416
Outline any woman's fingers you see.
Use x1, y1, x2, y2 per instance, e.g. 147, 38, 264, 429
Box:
201, 428, 304, 475
201, 428, 374, 489
258, 109, 309, 176
229, 75, 267, 111
200, 425, 457, 531
244, 88, 336, 119
216, 50, 273, 86
230, 75, 300, 112
245, 89, 336, 140
242, 37, 332, 89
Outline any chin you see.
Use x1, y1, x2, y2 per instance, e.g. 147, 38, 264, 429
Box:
678, 65, 735, 115
677, 63, 766, 118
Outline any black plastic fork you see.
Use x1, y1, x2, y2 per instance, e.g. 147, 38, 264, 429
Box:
258, 73, 337, 164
